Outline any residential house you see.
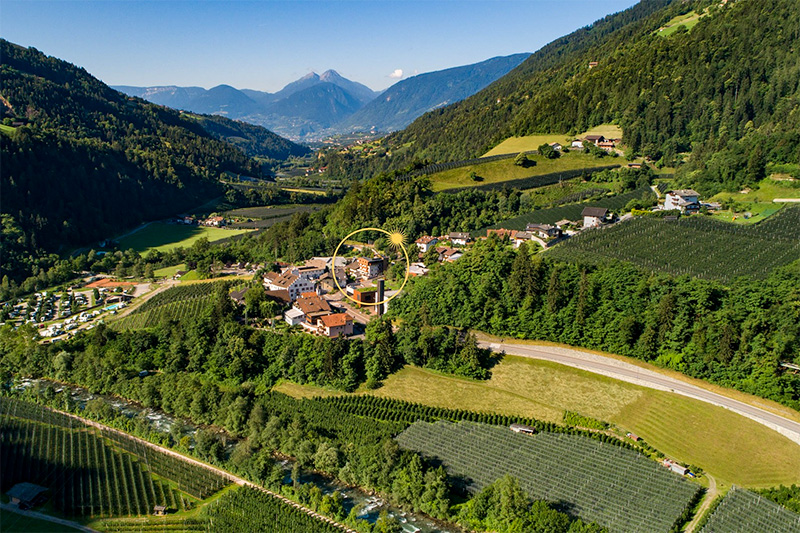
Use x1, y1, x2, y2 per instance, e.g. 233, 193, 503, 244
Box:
486, 228, 519, 240
449, 232, 472, 246
525, 223, 562, 239
318, 269, 346, 293
571, 139, 585, 149
353, 287, 378, 305
415, 236, 438, 253
584, 134, 605, 145
549, 142, 563, 152
582, 207, 609, 228
358, 257, 384, 279
266, 272, 314, 301
203, 216, 225, 227
512, 231, 535, 248
598, 140, 616, 151
443, 249, 463, 262
664, 189, 701, 214
293, 293, 332, 327
317, 312, 353, 338
230, 288, 249, 306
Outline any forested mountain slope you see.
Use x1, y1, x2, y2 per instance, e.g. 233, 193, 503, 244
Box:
0, 40, 261, 283
329, 0, 800, 194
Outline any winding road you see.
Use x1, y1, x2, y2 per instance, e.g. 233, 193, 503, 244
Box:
478, 339, 800, 446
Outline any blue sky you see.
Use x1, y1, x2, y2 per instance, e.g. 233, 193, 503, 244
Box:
1, 1, 638, 92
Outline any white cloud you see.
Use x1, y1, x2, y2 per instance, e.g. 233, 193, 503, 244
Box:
388, 69, 404, 79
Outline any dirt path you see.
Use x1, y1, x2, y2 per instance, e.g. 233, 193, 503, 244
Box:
0, 502, 98, 532
112, 280, 177, 320
46, 407, 357, 533
685, 475, 718, 532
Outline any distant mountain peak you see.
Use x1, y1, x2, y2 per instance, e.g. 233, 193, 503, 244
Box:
320, 69, 343, 81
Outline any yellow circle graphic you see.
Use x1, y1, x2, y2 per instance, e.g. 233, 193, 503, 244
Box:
331, 227, 410, 307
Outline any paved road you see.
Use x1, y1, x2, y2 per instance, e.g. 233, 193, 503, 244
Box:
0, 502, 98, 532
479, 339, 800, 446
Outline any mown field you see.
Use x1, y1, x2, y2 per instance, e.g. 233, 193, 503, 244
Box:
274, 354, 800, 489
483, 124, 623, 157
397, 421, 700, 533
117, 223, 253, 254
428, 151, 609, 192
0, 509, 82, 533
547, 205, 800, 282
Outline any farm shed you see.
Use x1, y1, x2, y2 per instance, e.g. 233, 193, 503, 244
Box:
7, 482, 48, 508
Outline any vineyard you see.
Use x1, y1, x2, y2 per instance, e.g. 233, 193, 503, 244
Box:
700, 487, 800, 533
478, 185, 654, 233
547, 205, 800, 282
0, 398, 230, 517
396, 421, 700, 533
445, 165, 621, 194
113, 282, 228, 330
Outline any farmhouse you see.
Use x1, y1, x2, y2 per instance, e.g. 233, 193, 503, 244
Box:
582, 207, 609, 227
449, 232, 472, 246
598, 140, 616, 151
415, 235, 438, 253
203, 216, 226, 227
664, 189, 701, 214
229, 288, 249, 306
549, 142, 563, 151
584, 134, 605, 145
317, 312, 354, 338
512, 231, 535, 248
571, 139, 585, 149
358, 257, 384, 279
525, 223, 562, 239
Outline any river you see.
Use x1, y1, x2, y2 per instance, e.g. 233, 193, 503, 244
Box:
14, 378, 459, 533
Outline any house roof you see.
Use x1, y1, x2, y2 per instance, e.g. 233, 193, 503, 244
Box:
270, 273, 299, 289
285, 308, 305, 319
416, 236, 437, 244
449, 232, 471, 240
525, 223, 556, 231
320, 313, 352, 328
515, 231, 534, 240
304, 258, 328, 270
7, 483, 47, 503
585, 134, 605, 142
668, 189, 700, 198
358, 257, 383, 265
295, 295, 331, 315
555, 219, 573, 226
264, 271, 280, 283
265, 289, 291, 304
582, 207, 609, 218
230, 288, 249, 303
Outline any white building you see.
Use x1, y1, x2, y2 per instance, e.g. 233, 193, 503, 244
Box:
581, 207, 608, 228
664, 189, 701, 214
449, 232, 472, 246
284, 308, 305, 326
415, 236, 438, 253
267, 272, 314, 301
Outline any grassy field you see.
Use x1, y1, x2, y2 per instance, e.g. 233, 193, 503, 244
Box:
483, 124, 623, 157
275, 355, 800, 489
281, 187, 327, 196
656, 10, 705, 37
711, 177, 800, 203
154, 263, 186, 278
428, 151, 607, 192
0, 509, 81, 532
0, 123, 17, 135
117, 223, 253, 254
709, 202, 784, 224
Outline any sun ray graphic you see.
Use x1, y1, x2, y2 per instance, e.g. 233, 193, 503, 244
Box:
385, 226, 407, 254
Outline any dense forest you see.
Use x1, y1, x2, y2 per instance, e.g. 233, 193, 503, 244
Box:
390, 238, 800, 409
188, 113, 310, 161
0, 39, 300, 286
321, 0, 800, 195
